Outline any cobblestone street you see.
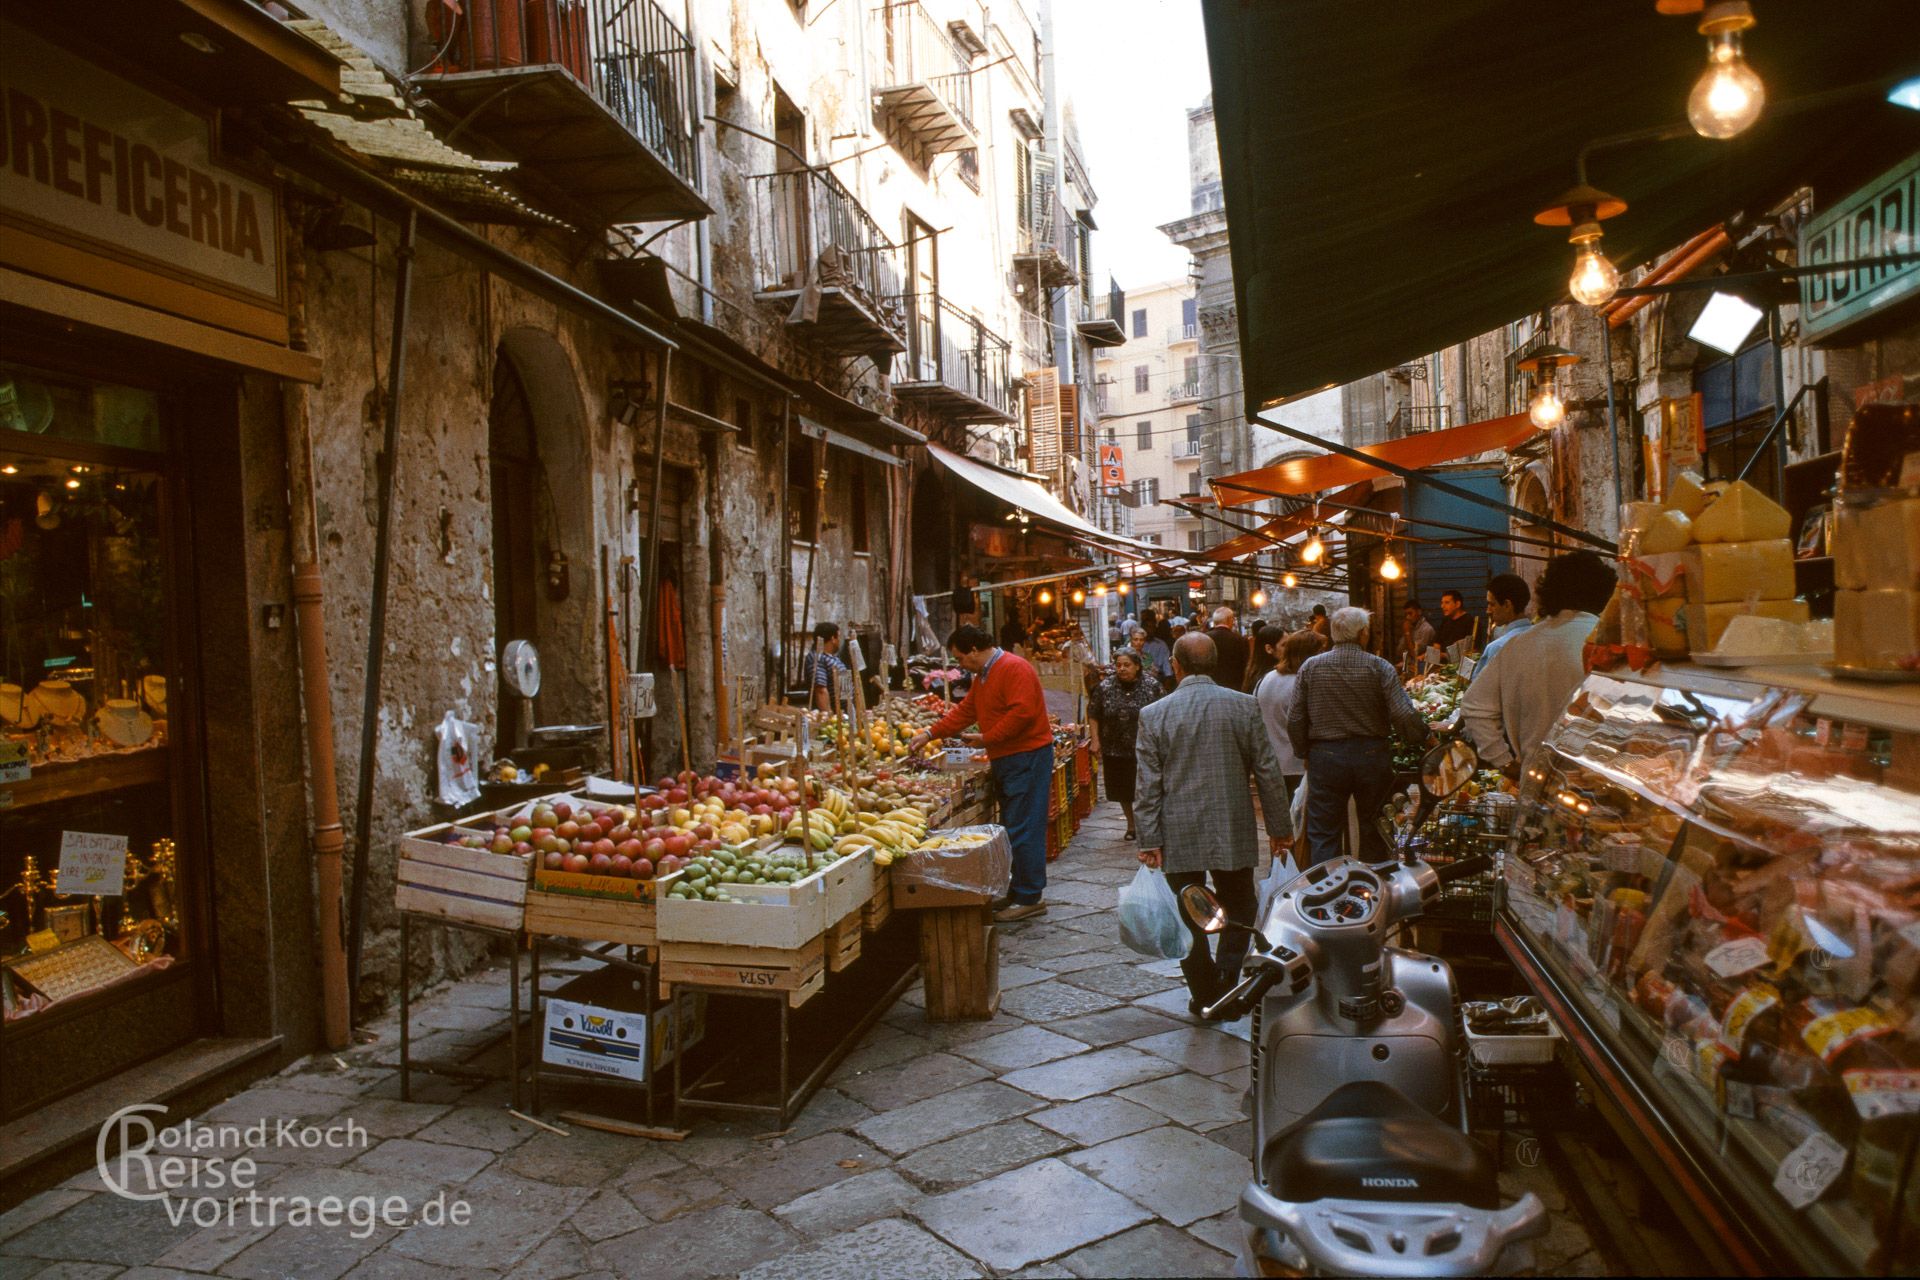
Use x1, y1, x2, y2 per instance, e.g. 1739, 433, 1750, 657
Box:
1, 802, 1599, 1279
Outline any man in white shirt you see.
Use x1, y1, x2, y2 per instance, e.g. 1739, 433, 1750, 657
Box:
1469, 572, 1535, 686
1462, 551, 1616, 775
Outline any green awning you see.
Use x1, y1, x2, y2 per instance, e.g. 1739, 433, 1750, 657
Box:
1201, 0, 1920, 409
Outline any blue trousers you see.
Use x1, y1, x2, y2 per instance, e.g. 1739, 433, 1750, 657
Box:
992, 744, 1054, 904
1304, 737, 1394, 865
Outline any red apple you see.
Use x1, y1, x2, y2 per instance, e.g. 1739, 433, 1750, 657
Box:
543, 851, 565, 869
644, 837, 667, 859
663, 833, 691, 858
531, 826, 554, 842
589, 852, 613, 871
617, 838, 643, 858
632, 857, 654, 879
609, 824, 632, 843
666, 786, 688, 804
751, 803, 771, 817
611, 854, 633, 876
563, 852, 590, 873
514, 841, 533, 856
552, 801, 572, 822
557, 820, 581, 841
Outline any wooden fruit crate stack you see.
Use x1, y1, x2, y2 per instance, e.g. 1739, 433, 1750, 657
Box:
395, 822, 530, 932
889, 826, 1011, 1022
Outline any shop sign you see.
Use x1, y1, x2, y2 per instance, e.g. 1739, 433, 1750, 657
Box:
0, 19, 284, 334
1799, 151, 1919, 344
1098, 443, 1126, 487
57, 830, 128, 896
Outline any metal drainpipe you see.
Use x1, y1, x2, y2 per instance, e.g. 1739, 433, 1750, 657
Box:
347, 207, 419, 997
280, 213, 350, 1050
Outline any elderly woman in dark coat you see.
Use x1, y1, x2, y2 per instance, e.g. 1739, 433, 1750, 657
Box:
1089, 649, 1163, 840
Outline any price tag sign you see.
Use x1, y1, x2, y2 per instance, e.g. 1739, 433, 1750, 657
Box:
1774, 1130, 1847, 1210
0, 741, 28, 784
1705, 935, 1770, 979
59, 831, 128, 896
626, 672, 657, 720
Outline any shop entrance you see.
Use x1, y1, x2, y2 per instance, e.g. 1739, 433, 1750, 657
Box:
488, 330, 597, 746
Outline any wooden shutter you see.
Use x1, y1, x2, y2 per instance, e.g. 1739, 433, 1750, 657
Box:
1026, 367, 1060, 475
1058, 384, 1080, 458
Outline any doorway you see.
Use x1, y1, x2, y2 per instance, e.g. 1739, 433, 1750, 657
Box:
489, 358, 540, 745
904, 211, 938, 383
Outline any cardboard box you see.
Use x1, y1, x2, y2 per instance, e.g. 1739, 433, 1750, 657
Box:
542, 967, 706, 1077
892, 825, 1012, 909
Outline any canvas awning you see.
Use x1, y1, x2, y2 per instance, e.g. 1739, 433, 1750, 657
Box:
1212, 414, 1535, 507
1200, 0, 1920, 409
928, 444, 1187, 565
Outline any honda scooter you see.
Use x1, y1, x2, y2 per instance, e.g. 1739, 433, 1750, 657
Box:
1181, 739, 1546, 1276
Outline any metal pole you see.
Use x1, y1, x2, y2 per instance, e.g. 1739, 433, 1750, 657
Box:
347, 207, 418, 996
1187, 482, 1574, 554
641, 347, 673, 672
1601, 312, 1625, 522
1241, 413, 1616, 553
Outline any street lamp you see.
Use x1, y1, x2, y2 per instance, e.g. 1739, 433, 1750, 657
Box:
1687, 2, 1765, 139
1535, 185, 1629, 308
1283, 572, 1299, 589
1516, 345, 1584, 431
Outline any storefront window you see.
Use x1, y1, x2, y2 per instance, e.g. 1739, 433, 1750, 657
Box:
1, 366, 181, 1036
1696, 340, 1781, 500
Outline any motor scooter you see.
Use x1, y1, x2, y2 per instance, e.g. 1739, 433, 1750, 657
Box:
1181, 738, 1547, 1276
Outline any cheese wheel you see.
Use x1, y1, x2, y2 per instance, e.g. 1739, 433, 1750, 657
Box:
1691, 481, 1792, 544
1668, 471, 1712, 518
1835, 588, 1920, 671
1696, 539, 1796, 603
1639, 509, 1694, 554
1697, 599, 1809, 651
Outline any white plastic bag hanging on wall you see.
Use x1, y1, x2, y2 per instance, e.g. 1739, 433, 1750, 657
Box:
436, 711, 483, 807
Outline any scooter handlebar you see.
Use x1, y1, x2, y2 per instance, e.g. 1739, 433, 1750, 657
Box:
1433, 853, 1492, 886
1202, 962, 1286, 1022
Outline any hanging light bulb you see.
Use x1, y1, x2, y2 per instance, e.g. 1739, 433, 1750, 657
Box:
1093, 583, 1108, 597
1300, 529, 1325, 564
1378, 547, 1403, 582
1037, 587, 1054, 605
1516, 345, 1582, 431
1688, 2, 1764, 139
1117, 580, 1131, 596
1567, 227, 1622, 307
1250, 588, 1268, 609
1535, 186, 1627, 308
1529, 380, 1567, 430
1283, 572, 1299, 589
1071, 587, 1086, 606
0, 464, 17, 475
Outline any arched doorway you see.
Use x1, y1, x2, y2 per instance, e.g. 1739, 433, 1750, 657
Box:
488, 328, 597, 746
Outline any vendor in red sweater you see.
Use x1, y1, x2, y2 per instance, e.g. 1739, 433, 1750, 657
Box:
908, 624, 1055, 921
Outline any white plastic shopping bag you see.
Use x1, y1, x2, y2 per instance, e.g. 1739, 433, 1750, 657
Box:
1118, 865, 1192, 960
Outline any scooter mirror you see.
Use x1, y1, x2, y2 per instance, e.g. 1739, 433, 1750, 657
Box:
1421, 737, 1479, 800
1179, 884, 1228, 934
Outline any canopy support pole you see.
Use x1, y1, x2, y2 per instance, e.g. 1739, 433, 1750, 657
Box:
1245, 413, 1616, 553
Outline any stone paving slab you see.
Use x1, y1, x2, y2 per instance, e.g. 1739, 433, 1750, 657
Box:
832, 1050, 990, 1111
352, 1136, 494, 1184
586, 1204, 795, 1280
1048, 1005, 1189, 1047
1064, 1127, 1253, 1227
912, 1158, 1152, 1271
741, 1216, 981, 1280
852, 1082, 1043, 1156
994, 962, 1054, 989
948, 1025, 1090, 1072
1026, 1095, 1165, 1147
1057, 1221, 1233, 1277
772, 1168, 922, 1239
1115, 1072, 1246, 1131
708, 1131, 885, 1209
1060, 963, 1182, 999
996, 982, 1124, 1023
1128, 1026, 1251, 1076
2, 1189, 200, 1266
897, 1119, 1074, 1191
999, 1046, 1178, 1102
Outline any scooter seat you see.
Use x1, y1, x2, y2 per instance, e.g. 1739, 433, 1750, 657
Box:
1262, 1081, 1499, 1210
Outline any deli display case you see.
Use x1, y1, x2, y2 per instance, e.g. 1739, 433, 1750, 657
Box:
1496, 663, 1920, 1276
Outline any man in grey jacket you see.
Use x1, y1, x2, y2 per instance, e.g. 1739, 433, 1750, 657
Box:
1136, 633, 1293, 1018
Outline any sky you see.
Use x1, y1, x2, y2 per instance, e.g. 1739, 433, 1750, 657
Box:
1053, 0, 1214, 292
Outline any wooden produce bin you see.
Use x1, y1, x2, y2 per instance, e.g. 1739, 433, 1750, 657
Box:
657, 936, 827, 1008
524, 860, 665, 947
656, 851, 833, 1006
918, 905, 999, 1021
395, 822, 530, 931
862, 862, 894, 934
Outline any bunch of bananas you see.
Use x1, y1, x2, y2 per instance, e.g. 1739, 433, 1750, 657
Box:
832, 805, 930, 868
781, 786, 856, 850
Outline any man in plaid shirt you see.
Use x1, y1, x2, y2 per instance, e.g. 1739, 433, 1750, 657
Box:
1288, 606, 1433, 865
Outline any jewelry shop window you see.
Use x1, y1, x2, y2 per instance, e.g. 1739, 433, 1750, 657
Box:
1, 361, 184, 1029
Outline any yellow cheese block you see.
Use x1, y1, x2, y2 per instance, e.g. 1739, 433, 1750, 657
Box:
1622, 501, 1671, 532
1638, 509, 1694, 554
1835, 588, 1920, 671
1645, 595, 1689, 656
1696, 599, 1809, 651
1668, 471, 1711, 518
1691, 480, 1792, 544
1843, 496, 1920, 591
1696, 539, 1796, 603
1834, 500, 1870, 591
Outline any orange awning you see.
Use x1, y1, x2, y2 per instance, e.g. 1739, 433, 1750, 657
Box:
1200, 481, 1372, 561
1211, 413, 1535, 507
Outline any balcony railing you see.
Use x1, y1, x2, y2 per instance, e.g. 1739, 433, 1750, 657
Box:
1166, 322, 1199, 344
1014, 190, 1075, 289
753, 168, 907, 354
1177, 439, 1202, 459
1017, 308, 1052, 371
893, 293, 1015, 423
1387, 403, 1456, 437
415, 0, 705, 223
1167, 381, 1202, 403
872, 2, 976, 154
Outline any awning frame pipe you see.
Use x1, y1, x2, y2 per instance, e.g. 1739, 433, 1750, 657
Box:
1244, 413, 1616, 553
1201, 484, 1579, 555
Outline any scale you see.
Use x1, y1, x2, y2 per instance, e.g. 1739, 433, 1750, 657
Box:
502, 639, 541, 750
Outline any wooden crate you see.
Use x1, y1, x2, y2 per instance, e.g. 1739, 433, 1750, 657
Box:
820, 845, 875, 920
917, 905, 999, 1021
523, 889, 655, 947
657, 860, 829, 950
658, 936, 827, 1007
826, 909, 863, 973
862, 864, 894, 934
395, 824, 530, 931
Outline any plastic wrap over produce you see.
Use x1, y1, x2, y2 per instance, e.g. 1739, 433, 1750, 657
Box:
896, 825, 1013, 895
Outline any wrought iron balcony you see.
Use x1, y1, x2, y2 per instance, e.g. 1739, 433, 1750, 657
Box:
1177, 439, 1203, 459
872, 1, 977, 155
753, 168, 907, 355
413, 0, 706, 224
892, 294, 1015, 423
1076, 292, 1126, 348
1387, 403, 1456, 437
1167, 380, 1202, 403
1166, 322, 1199, 344
1014, 190, 1075, 290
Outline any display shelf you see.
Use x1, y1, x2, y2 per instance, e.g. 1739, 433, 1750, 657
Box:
0, 747, 169, 811
1500, 662, 1920, 1275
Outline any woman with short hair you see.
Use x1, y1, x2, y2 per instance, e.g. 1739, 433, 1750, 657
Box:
1089, 649, 1163, 840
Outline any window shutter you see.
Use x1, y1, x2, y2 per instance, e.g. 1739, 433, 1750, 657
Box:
1026, 367, 1060, 475
1058, 385, 1080, 457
